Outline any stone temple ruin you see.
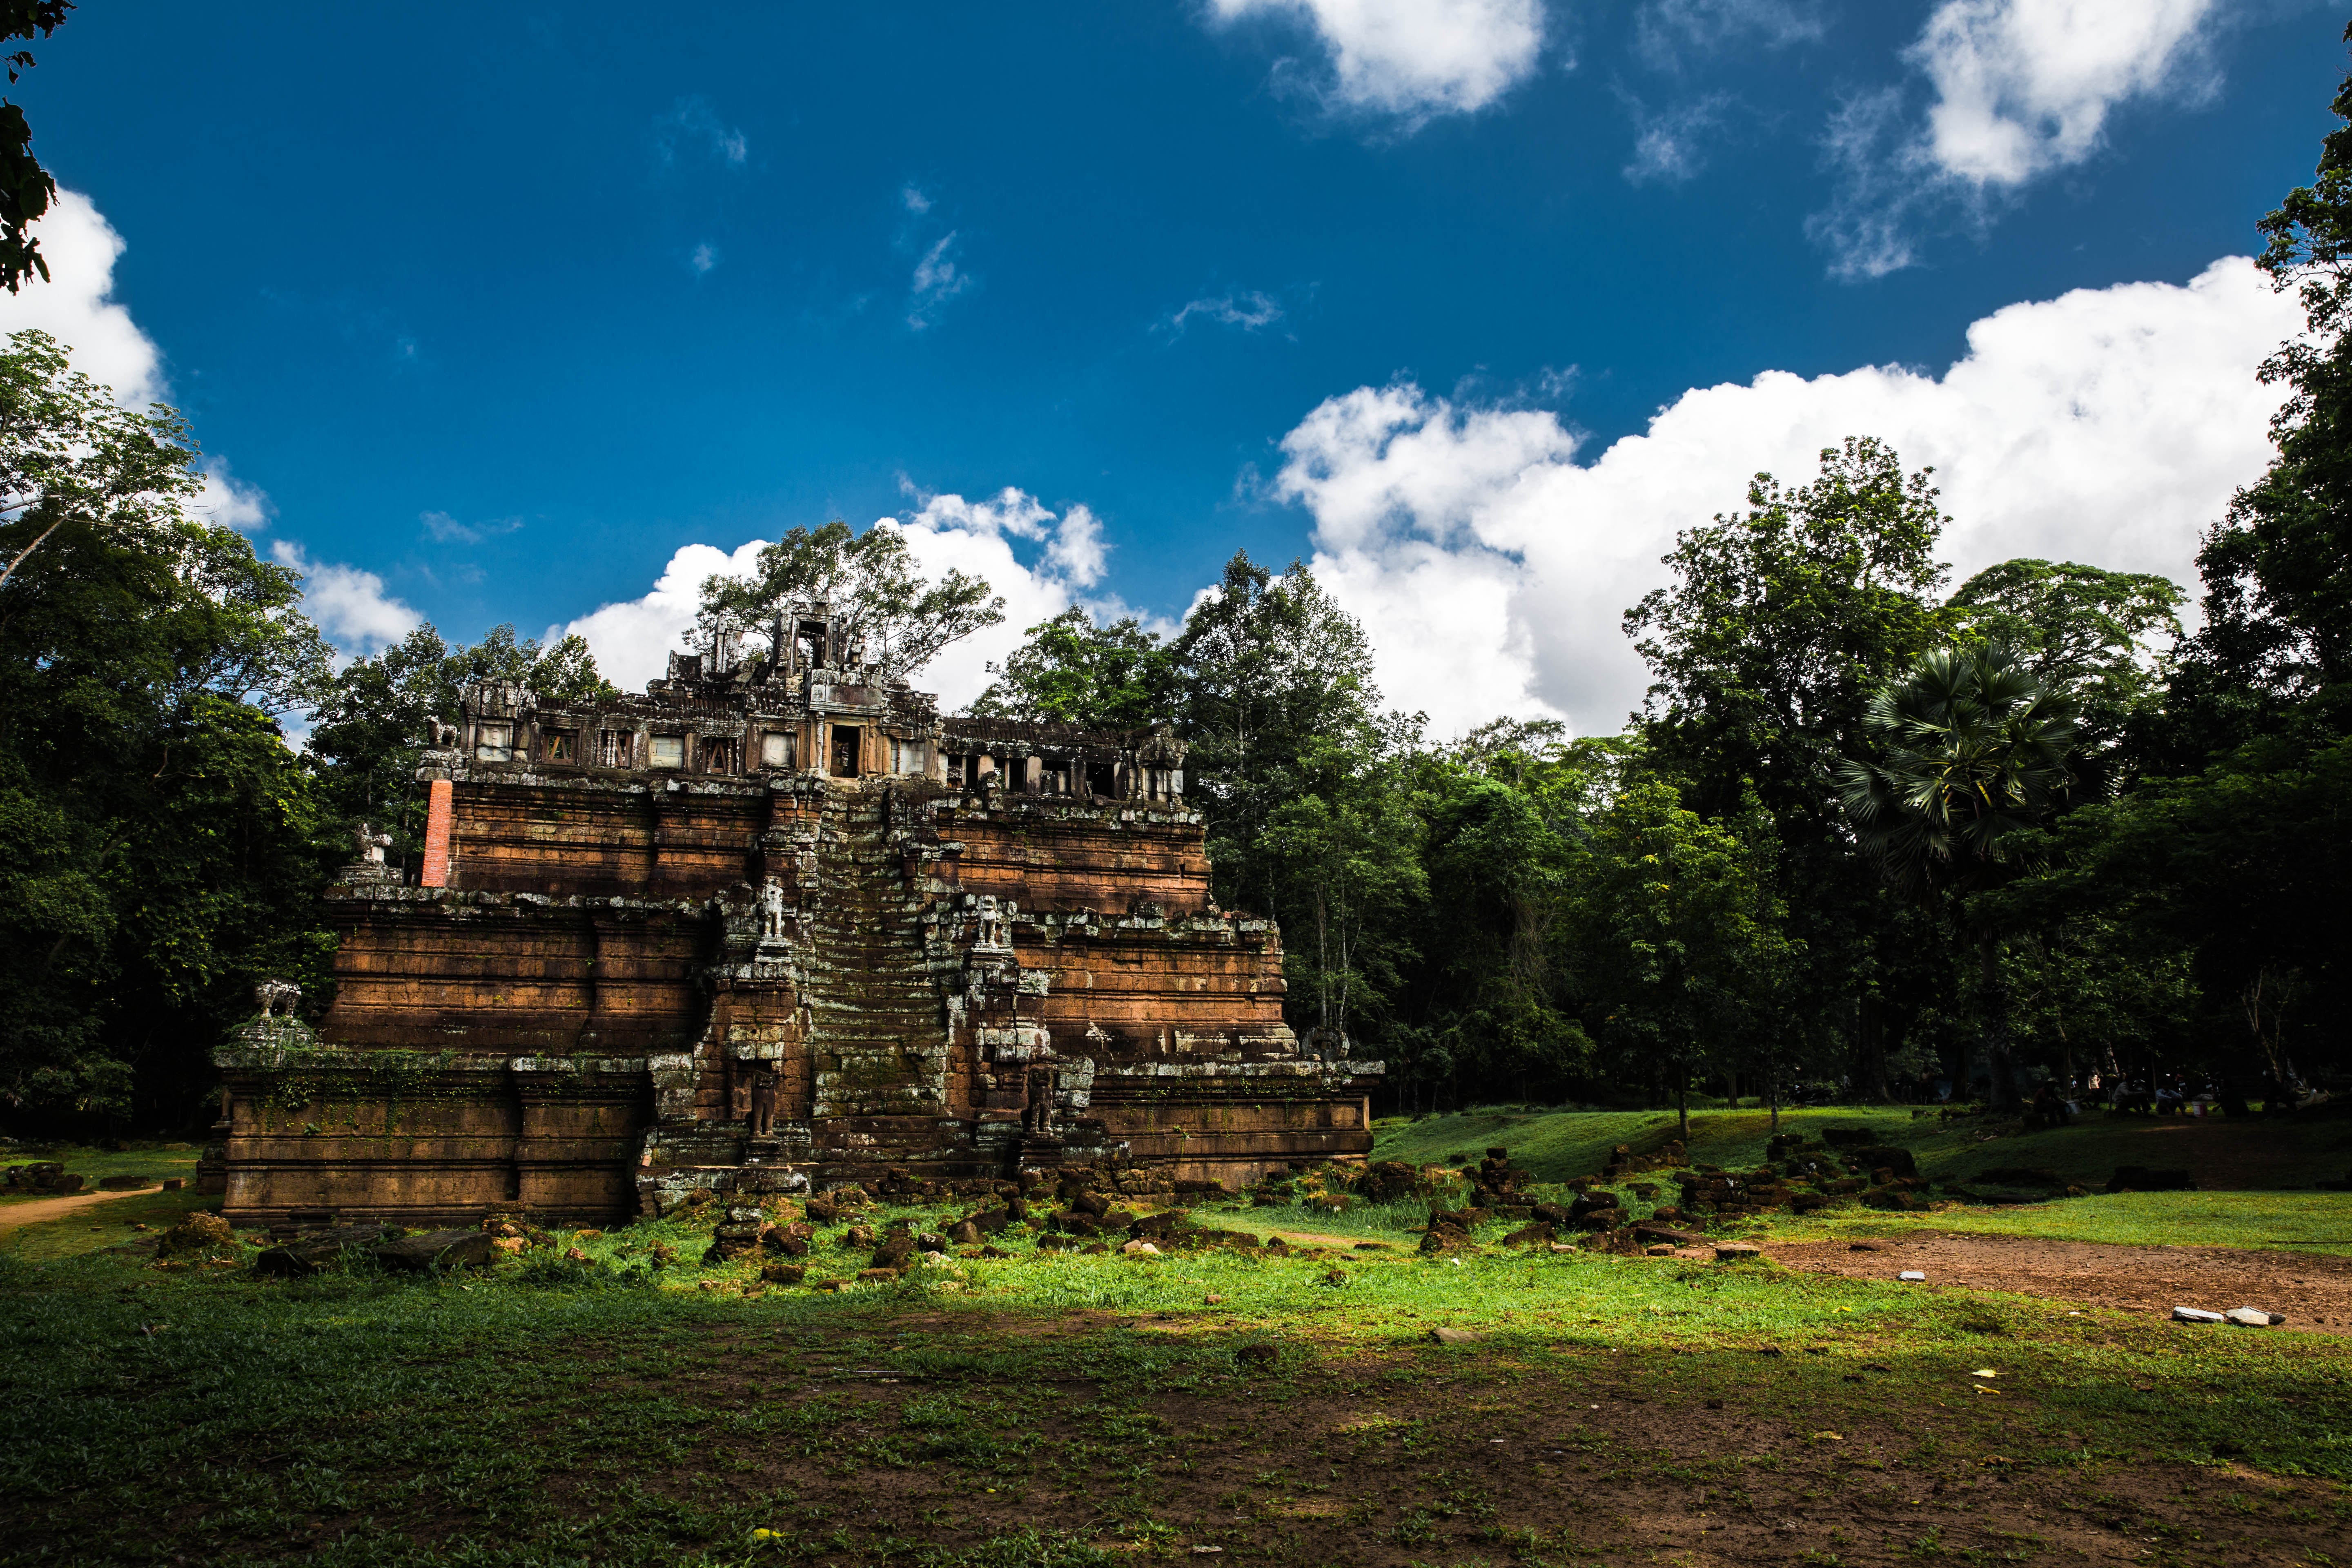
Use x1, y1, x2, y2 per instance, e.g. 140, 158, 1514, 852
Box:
211, 604, 1382, 1225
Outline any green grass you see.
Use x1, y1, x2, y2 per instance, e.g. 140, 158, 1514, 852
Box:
1771, 1190, 2352, 1257
4, 1161, 2350, 1564
0, 1139, 203, 1205
0, 1184, 214, 1258
1376, 1103, 2352, 1189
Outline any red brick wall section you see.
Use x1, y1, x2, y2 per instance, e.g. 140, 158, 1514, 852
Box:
420, 778, 453, 888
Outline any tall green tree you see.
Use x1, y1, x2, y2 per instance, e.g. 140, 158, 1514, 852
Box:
1947, 559, 2183, 747
1626, 436, 1952, 820
2172, 22, 2352, 742
1626, 436, 1953, 1098
968, 606, 1177, 729
1569, 780, 1795, 1140
1261, 724, 1426, 1055
304, 623, 615, 870
1, 330, 209, 589
1388, 723, 1623, 1106
1838, 644, 2079, 1111
1171, 551, 1386, 920
0, 330, 338, 1124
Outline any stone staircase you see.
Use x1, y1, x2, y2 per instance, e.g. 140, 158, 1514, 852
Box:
804, 786, 954, 1120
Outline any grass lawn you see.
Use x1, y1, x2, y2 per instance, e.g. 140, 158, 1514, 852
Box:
1375, 1103, 2352, 1191
1769, 1190, 2352, 1257
4, 1175, 2350, 1566
0, 1140, 203, 1206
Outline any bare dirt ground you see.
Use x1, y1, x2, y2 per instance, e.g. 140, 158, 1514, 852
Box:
1775, 1231, 2352, 1334
0, 1186, 150, 1232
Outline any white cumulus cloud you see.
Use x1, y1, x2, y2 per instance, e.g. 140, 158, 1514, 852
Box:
562, 539, 770, 693
0, 189, 429, 682
1914, 0, 2218, 187
1206, 0, 1547, 124
0, 187, 166, 407
272, 540, 423, 659
1268, 256, 2298, 737
196, 459, 272, 530
565, 489, 1114, 711
1812, 0, 2221, 278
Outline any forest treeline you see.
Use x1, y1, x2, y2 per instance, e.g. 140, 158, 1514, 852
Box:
7, 49, 2352, 1131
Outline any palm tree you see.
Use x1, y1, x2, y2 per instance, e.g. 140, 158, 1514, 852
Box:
1838, 644, 2078, 1113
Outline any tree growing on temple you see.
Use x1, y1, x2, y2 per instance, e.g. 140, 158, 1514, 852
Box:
694, 518, 1002, 678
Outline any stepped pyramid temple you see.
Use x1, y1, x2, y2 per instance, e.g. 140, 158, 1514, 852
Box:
212, 603, 1381, 1224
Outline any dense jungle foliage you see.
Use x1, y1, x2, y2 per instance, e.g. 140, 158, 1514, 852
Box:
5, 45, 2352, 1132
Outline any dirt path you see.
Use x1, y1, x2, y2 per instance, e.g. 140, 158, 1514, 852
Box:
1775, 1229, 2352, 1334
1260, 1226, 1385, 1250
0, 1186, 153, 1232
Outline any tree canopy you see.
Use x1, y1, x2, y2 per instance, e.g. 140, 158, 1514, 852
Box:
694, 519, 1003, 678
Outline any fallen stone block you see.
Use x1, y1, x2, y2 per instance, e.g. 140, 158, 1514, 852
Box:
1898, 1270, 1926, 1281
371, 1229, 493, 1271
2172, 1305, 2225, 1323
1714, 1243, 1763, 1262
2224, 1307, 2285, 1327
1429, 1327, 1479, 1345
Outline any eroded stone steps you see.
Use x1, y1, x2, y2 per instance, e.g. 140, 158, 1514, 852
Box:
799, 793, 952, 1105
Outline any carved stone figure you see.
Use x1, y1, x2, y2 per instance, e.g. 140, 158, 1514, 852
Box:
425, 718, 458, 748
757, 877, 789, 945
254, 979, 301, 1019
351, 822, 392, 864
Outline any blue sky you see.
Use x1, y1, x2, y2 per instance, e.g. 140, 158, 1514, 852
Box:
1, 1, 2340, 731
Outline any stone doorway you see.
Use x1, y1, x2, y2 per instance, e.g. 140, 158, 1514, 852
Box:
830, 725, 862, 778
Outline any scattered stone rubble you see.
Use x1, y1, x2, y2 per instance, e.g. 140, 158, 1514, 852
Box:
3, 1163, 83, 1194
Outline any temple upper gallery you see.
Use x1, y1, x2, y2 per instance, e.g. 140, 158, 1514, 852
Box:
211, 602, 1382, 1224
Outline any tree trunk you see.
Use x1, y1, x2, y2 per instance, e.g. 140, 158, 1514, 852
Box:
1979, 932, 2020, 1115
1677, 1076, 1690, 1144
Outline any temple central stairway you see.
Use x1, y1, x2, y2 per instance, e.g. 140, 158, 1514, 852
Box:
802, 785, 957, 1131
